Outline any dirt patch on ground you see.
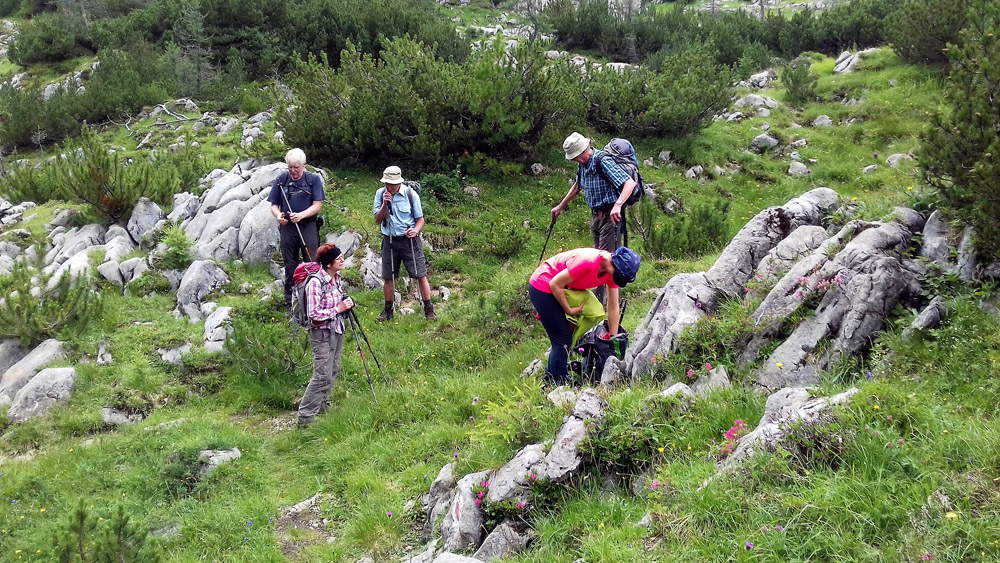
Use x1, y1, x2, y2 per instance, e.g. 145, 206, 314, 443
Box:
276, 493, 335, 559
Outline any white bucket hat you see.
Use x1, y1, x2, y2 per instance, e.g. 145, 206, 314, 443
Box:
380, 165, 404, 184
563, 132, 590, 160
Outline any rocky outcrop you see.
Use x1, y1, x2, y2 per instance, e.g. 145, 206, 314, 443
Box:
622, 188, 839, 382
440, 471, 490, 551
0, 339, 67, 404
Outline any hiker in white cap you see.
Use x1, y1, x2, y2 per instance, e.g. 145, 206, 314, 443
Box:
550, 132, 638, 303
372, 165, 436, 321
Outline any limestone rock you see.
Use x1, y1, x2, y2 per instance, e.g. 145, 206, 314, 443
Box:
902, 297, 947, 343
101, 407, 144, 426
486, 443, 546, 504
127, 198, 165, 243
0, 339, 66, 402
8, 367, 76, 421
691, 365, 731, 396
176, 260, 230, 320
203, 306, 233, 352
886, 153, 914, 169
198, 447, 241, 477
473, 521, 533, 562
423, 463, 456, 535
542, 390, 607, 482
919, 210, 952, 269
812, 115, 833, 127
440, 471, 490, 551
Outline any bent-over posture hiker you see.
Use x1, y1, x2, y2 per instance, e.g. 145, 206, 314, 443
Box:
372, 165, 436, 321
528, 246, 640, 386
550, 132, 638, 303
298, 243, 353, 428
268, 148, 325, 309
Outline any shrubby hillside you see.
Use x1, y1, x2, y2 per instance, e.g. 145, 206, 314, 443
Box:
0, 0, 998, 561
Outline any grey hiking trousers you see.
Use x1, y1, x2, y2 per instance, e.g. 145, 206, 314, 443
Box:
299, 327, 345, 422
591, 205, 623, 304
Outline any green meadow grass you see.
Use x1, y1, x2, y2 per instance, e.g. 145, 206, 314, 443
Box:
1, 51, 999, 562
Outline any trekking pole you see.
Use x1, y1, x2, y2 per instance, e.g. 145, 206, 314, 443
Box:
346, 312, 378, 401
348, 308, 389, 387
539, 216, 556, 262
279, 184, 313, 261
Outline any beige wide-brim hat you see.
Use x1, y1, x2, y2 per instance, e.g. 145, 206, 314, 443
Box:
563, 132, 589, 160
380, 165, 404, 184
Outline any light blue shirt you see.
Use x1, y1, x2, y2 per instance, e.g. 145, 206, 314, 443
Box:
373, 185, 423, 237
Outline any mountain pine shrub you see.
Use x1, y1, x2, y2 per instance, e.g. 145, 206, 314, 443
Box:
920, 0, 1000, 260
780, 58, 818, 107
888, 0, 969, 65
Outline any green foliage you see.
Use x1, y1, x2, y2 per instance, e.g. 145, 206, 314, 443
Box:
153, 224, 194, 271
0, 160, 62, 204
652, 298, 758, 383
584, 43, 732, 137
469, 381, 563, 449
284, 38, 579, 166
223, 306, 310, 408
55, 129, 175, 224
780, 58, 818, 107
0, 45, 178, 150
919, 0, 1000, 261
888, 0, 969, 65
468, 217, 529, 261
631, 198, 730, 260
0, 252, 103, 347
7, 12, 85, 65
0, 0, 20, 17
419, 170, 463, 206
162, 448, 204, 498
52, 500, 162, 563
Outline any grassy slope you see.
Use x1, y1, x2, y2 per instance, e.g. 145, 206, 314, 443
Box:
1, 49, 999, 562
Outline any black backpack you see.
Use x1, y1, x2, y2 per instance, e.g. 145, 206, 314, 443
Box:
592, 138, 644, 206
573, 321, 630, 385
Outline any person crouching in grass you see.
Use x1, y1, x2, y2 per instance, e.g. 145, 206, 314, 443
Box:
528, 246, 640, 386
298, 243, 354, 428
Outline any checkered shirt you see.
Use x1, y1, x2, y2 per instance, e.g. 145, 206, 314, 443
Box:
577, 148, 631, 209
306, 270, 347, 334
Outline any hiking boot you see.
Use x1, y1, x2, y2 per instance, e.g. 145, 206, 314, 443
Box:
376, 301, 394, 322
296, 416, 315, 429
424, 300, 437, 321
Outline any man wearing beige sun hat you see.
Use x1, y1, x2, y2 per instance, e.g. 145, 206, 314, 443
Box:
372, 165, 436, 321
550, 132, 638, 303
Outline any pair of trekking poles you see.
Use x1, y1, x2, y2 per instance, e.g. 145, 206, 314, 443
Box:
280, 186, 388, 402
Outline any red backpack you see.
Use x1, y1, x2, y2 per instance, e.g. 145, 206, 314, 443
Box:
290, 262, 324, 327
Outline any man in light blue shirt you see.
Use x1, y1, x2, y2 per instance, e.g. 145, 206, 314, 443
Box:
372, 166, 436, 321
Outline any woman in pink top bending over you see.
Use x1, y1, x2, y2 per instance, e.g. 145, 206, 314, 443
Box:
528, 246, 640, 385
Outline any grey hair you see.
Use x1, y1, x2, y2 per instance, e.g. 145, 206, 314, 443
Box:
285, 148, 307, 166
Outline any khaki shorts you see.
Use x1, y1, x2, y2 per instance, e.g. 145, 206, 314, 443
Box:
381, 234, 427, 279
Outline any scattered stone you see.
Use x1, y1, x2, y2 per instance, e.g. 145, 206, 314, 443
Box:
691, 365, 731, 396
547, 386, 577, 408
0, 339, 67, 403
734, 94, 779, 109
439, 286, 451, 301
520, 359, 543, 378
657, 150, 672, 163
886, 153, 914, 169
751, 134, 779, 152
97, 341, 113, 366
101, 407, 145, 426
198, 447, 241, 477
423, 464, 456, 536
812, 115, 833, 127
684, 165, 704, 179
158, 343, 192, 365
903, 297, 947, 342
919, 210, 952, 269
788, 161, 809, 177
176, 260, 230, 320
956, 227, 978, 281
203, 306, 233, 352
863, 164, 877, 174
530, 163, 547, 176
440, 470, 490, 551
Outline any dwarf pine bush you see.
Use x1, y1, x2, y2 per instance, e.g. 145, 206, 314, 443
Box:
780, 58, 818, 107
52, 501, 162, 563
0, 254, 104, 347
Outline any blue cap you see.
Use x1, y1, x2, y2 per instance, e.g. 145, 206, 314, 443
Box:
611, 247, 640, 287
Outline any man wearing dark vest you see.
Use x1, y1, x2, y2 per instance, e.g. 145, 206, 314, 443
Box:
268, 148, 325, 308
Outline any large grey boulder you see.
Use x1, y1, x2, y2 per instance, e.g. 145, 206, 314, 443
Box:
119, 257, 149, 285
473, 521, 533, 562
440, 470, 490, 552
0, 254, 12, 276
0, 339, 66, 402
168, 192, 202, 223
176, 260, 229, 320
103, 227, 137, 263
327, 230, 363, 257
45, 251, 94, 288
734, 94, 779, 109
45, 224, 106, 268
97, 261, 125, 286
127, 198, 164, 243
541, 390, 608, 482
235, 202, 279, 264
755, 225, 828, 284
359, 245, 383, 290
7, 367, 76, 421
690, 365, 731, 396
0, 339, 29, 376
0, 240, 20, 259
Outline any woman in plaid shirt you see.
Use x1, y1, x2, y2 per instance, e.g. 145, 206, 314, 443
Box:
298, 243, 354, 428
